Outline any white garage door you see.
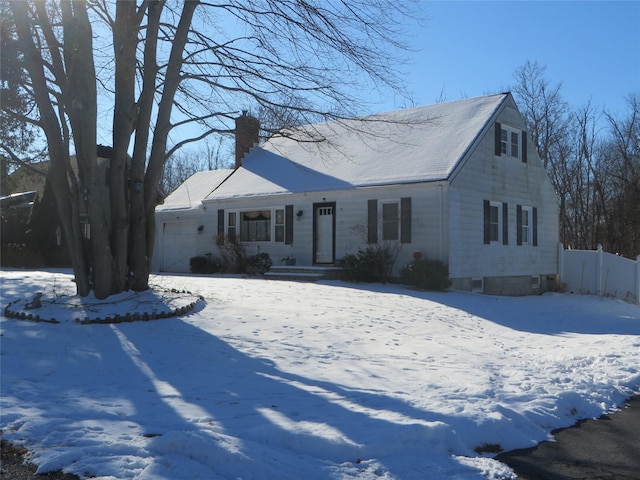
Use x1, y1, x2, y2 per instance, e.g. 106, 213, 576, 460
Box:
161, 221, 196, 272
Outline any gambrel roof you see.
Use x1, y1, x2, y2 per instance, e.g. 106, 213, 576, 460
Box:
161, 93, 510, 207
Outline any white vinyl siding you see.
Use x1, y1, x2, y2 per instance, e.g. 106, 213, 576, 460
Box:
449, 101, 558, 279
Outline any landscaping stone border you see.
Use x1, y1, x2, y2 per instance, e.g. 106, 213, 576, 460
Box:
3, 289, 204, 325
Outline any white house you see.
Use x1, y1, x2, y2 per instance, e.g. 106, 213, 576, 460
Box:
154, 93, 560, 295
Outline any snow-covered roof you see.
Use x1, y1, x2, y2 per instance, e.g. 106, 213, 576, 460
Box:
207, 93, 507, 200
157, 169, 233, 211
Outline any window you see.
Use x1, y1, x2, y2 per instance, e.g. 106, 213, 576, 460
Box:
500, 126, 520, 158
520, 206, 532, 244
488, 203, 500, 243
221, 207, 290, 243
228, 212, 237, 239
531, 275, 540, 289
483, 200, 508, 245
240, 210, 271, 241
368, 198, 412, 244
382, 201, 399, 241
495, 122, 527, 162
274, 208, 285, 242
471, 277, 484, 293
517, 205, 538, 246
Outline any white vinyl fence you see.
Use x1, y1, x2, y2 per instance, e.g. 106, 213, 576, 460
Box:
558, 244, 640, 305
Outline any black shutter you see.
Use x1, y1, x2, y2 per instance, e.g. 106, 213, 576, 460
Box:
516, 205, 523, 246
502, 202, 509, 245
285, 205, 294, 244
217, 209, 225, 245
400, 197, 412, 244
368, 199, 378, 244
483, 200, 490, 244
532, 207, 538, 246
495, 122, 502, 156
522, 130, 528, 163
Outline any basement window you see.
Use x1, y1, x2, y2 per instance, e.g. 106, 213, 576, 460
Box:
471, 278, 484, 293
531, 275, 541, 289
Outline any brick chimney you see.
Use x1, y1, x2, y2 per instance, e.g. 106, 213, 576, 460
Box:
234, 111, 260, 168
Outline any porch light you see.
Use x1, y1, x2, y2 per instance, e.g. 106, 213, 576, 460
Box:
296, 210, 304, 219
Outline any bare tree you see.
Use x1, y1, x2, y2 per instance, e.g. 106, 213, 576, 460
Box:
5, 0, 418, 298
599, 95, 640, 257
511, 61, 574, 245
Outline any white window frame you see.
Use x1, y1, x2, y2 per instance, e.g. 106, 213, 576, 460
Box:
500, 125, 521, 159
520, 206, 533, 245
489, 201, 503, 244
226, 207, 286, 243
380, 199, 400, 242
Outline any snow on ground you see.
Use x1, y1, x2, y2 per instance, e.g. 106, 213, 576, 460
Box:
1, 269, 639, 480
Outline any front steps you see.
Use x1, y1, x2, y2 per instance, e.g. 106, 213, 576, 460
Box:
264, 265, 343, 282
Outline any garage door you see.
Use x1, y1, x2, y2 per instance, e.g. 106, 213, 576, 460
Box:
161, 221, 196, 272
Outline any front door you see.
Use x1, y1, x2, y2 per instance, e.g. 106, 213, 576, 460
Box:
313, 202, 335, 264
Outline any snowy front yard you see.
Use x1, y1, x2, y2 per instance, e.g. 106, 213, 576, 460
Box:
1, 269, 639, 479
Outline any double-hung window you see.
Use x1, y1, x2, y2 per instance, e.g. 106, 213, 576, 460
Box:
484, 200, 508, 245
520, 206, 532, 244
517, 205, 538, 246
367, 198, 412, 244
495, 122, 527, 162
500, 126, 520, 158
488, 202, 501, 243
381, 201, 400, 241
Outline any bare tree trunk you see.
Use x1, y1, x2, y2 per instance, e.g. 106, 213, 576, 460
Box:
130, 0, 199, 291
61, 0, 113, 299
10, 0, 91, 295
110, 1, 139, 292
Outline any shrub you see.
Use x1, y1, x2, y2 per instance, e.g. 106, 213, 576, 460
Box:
189, 255, 223, 274
341, 245, 396, 283
399, 257, 452, 291
216, 234, 247, 273
246, 252, 273, 275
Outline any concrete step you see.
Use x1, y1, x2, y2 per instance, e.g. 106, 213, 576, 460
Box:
265, 265, 343, 282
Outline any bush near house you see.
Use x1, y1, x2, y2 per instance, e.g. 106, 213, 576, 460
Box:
399, 257, 452, 291
189, 255, 223, 274
341, 245, 397, 284
246, 252, 273, 275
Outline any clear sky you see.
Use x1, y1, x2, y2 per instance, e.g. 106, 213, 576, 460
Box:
379, 0, 640, 118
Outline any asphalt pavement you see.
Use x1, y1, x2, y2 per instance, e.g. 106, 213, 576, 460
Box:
496, 395, 640, 479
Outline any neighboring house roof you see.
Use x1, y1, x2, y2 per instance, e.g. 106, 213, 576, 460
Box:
157, 169, 234, 211
4, 161, 50, 197
205, 93, 508, 200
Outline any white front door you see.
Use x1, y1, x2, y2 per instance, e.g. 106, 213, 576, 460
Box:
314, 204, 335, 264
